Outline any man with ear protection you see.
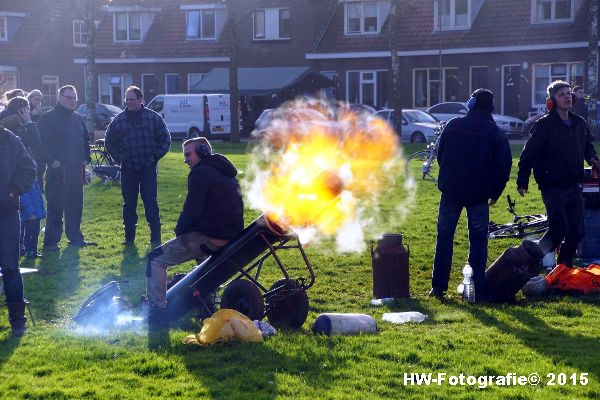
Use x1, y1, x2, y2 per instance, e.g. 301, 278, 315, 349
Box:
517, 80, 600, 267
145, 137, 244, 328
429, 88, 512, 301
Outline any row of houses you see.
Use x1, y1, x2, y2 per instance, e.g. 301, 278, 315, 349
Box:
0, 0, 597, 127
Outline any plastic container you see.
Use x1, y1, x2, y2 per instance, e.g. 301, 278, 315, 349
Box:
371, 234, 410, 299
461, 263, 475, 302
521, 275, 548, 297
382, 312, 428, 324
370, 298, 396, 306
312, 313, 377, 335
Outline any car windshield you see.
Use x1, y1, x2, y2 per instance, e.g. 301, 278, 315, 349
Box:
404, 110, 437, 124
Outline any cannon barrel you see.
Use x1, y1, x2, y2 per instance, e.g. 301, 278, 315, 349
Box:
166, 215, 292, 321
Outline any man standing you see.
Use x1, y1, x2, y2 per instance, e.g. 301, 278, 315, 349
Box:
146, 137, 244, 328
430, 89, 512, 300
105, 86, 171, 247
0, 126, 36, 336
517, 81, 600, 267
38, 85, 94, 251
570, 85, 588, 122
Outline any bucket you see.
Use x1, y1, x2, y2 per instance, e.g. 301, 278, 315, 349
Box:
312, 313, 377, 335
371, 234, 410, 299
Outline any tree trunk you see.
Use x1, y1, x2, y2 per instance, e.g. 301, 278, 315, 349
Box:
588, 0, 599, 132
388, 0, 402, 138
227, 1, 240, 143
84, 0, 97, 140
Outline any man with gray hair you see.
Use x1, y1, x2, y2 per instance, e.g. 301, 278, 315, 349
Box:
517, 80, 600, 267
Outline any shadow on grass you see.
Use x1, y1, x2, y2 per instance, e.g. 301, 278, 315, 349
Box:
0, 334, 21, 371
467, 304, 600, 381
118, 245, 145, 301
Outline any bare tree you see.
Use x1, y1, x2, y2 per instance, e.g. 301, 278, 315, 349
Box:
588, 0, 599, 130
224, 0, 241, 143
388, 0, 402, 137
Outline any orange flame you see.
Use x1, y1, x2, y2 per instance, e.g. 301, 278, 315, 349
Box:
246, 99, 401, 246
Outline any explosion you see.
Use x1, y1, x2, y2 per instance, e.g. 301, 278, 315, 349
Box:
245, 98, 405, 252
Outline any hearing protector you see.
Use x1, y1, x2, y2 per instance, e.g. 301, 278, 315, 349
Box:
467, 96, 477, 110
545, 93, 577, 112
196, 143, 211, 159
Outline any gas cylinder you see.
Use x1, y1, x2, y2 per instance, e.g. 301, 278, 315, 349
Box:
371, 233, 410, 299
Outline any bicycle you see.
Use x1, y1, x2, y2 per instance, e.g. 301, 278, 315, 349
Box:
405, 124, 442, 182
86, 139, 121, 184
488, 195, 548, 239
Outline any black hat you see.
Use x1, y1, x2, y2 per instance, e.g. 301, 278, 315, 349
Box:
471, 88, 494, 113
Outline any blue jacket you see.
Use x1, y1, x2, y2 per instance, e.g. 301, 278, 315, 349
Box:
437, 108, 512, 206
20, 181, 46, 221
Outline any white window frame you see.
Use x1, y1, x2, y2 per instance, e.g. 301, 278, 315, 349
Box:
98, 74, 132, 105
253, 7, 291, 40
412, 67, 459, 108
187, 73, 206, 92
113, 12, 142, 42
344, 1, 379, 35
0, 16, 7, 41
42, 75, 60, 107
73, 20, 87, 47
531, 62, 584, 107
186, 9, 216, 40
433, 0, 471, 31
469, 65, 488, 94
345, 69, 386, 106
531, 0, 575, 24
165, 73, 179, 94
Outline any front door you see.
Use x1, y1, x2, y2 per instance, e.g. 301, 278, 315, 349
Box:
502, 65, 520, 116
142, 74, 158, 102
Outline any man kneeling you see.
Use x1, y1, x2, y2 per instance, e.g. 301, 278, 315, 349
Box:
146, 137, 244, 328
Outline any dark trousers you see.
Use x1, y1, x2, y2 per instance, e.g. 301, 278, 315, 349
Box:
540, 186, 584, 266
432, 197, 489, 295
121, 165, 160, 230
21, 219, 42, 253
44, 165, 84, 246
0, 212, 24, 302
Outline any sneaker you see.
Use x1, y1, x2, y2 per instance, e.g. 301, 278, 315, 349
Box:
428, 288, 445, 299
68, 241, 98, 247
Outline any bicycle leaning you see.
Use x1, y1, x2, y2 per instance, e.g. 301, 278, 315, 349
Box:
405, 123, 443, 182
86, 138, 121, 184
488, 195, 548, 239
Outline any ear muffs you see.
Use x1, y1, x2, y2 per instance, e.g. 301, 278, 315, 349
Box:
467, 96, 476, 110
546, 97, 555, 112
196, 144, 211, 159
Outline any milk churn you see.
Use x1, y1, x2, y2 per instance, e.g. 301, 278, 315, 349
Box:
371, 233, 410, 299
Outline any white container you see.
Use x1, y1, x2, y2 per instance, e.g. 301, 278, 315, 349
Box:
370, 298, 396, 306
382, 311, 428, 324
312, 313, 377, 335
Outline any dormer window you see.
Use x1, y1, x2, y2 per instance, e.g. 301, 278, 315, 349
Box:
434, 0, 470, 30
0, 16, 7, 41
532, 0, 573, 23
114, 12, 141, 41
345, 1, 378, 35
186, 9, 216, 40
253, 8, 290, 40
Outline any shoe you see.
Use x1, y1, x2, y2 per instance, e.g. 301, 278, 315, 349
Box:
69, 241, 98, 247
43, 244, 60, 253
428, 288, 445, 299
26, 251, 43, 259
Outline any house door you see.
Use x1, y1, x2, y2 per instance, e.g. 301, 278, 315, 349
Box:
502, 65, 520, 116
142, 74, 158, 101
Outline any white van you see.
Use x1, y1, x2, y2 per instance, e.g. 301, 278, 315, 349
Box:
146, 94, 231, 139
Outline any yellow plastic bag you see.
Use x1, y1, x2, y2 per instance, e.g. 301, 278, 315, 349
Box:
183, 309, 263, 346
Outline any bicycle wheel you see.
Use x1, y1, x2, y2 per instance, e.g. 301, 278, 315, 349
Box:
406, 150, 438, 182
90, 149, 110, 168
87, 149, 120, 184
489, 219, 548, 239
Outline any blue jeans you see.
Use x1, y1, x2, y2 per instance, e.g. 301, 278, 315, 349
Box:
121, 165, 160, 230
0, 212, 24, 302
432, 197, 489, 295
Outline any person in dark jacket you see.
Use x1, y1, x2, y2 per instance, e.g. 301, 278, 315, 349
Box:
0, 126, 37, 336
146, 137, 244, 328
38, 85, 94, 251
570, 85, 588, 122
517, 81, 600, 267
430, 89, 512, 301
0, 97, 46, 258
105, 86, 171, 247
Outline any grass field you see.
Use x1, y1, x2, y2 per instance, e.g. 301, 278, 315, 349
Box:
1, 141, 599, 400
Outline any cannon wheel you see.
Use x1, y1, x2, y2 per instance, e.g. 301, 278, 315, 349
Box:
221, 279, 264, 320
266, 279, 309, 329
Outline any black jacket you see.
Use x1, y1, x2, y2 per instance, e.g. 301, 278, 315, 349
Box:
174, 154, 244, 239
437, 108, 512, 206
38, 104, 90, 166
0, 114, 44, 167
0, 127, 37, 216
517, 111, 598, 191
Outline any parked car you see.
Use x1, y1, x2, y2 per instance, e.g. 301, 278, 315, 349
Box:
426, 102, 525, 139
523, 113, 544, 136
75, 103, 122, 130
376, 108, 440, 143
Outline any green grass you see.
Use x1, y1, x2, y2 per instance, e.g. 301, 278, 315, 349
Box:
1, 141, 600, 400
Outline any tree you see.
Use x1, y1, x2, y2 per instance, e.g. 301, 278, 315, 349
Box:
588, 0, 599, 131
388, 0, 402, 137
224, 0, 241, 143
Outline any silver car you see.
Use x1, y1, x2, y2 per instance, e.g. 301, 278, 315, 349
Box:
376, 108, 440, 143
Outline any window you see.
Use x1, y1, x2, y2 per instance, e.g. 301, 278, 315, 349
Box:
187, 73, 205, 92
345, 1, 378, 35
166, 73, 179, 94
346, 70, 388, 107
42, 75, 59, 107
532, 0, 573, 23
99, 74, 132, 106
533, 62, 583, 105
469, 66, 488, 93
0, 17, 7, 41
253, 8, 291, 40
73, 20, 87, 46
434, 0, 470, 30
114, 12, 141, 41
0, 71, 17, 93
413, 68, 460, 108
186, 9, 216, 39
